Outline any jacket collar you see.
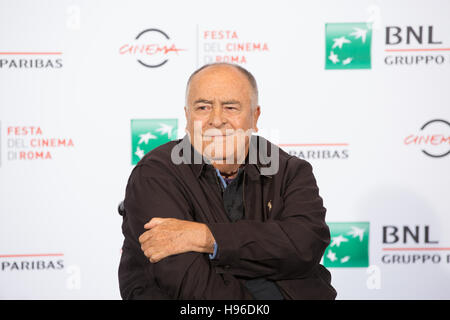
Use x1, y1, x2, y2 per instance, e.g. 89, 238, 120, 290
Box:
176, 134, 275, 181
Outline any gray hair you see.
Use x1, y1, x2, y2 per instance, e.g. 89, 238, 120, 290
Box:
185, 62, 259, 108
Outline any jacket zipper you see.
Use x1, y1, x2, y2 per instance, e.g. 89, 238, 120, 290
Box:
243, 172, 246, 216
214, 169, 224, 194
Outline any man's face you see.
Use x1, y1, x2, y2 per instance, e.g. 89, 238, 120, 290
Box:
185, 65, 260, 163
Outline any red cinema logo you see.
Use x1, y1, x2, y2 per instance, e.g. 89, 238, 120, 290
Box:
119, 28, 185, 68
404, 119, 450, 158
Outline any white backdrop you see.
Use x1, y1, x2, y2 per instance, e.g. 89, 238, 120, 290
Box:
0, 0, 449, 299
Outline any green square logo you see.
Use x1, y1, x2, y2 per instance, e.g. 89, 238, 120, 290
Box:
325, 23, 372, 70
323, 222, 369, 268
131, 119, 178, 165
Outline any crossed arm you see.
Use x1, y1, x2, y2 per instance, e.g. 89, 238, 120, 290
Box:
120, 164, 253, 299
138, 217, 215, 263
119, 159, 329, 299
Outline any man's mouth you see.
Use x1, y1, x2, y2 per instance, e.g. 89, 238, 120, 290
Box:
203, 132, 235, 138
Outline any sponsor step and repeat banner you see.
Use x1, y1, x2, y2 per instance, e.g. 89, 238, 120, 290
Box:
0, 0, 449, 299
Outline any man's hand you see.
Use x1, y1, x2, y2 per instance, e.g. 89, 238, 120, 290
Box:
138, 217, 216, 263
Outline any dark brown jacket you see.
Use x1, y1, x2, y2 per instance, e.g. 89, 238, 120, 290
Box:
119, 135, 336, 299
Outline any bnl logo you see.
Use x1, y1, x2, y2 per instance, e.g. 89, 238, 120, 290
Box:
130, 119, 177, 165
323, 222, 369, 268
325, 23, 372, 70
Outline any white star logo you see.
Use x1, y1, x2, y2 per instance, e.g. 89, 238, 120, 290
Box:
135, 146, 145, 159
328, 51, 340, 64
342, 57, 353, 65
330, 234, 349, 247
332, 36, 351, 49
347, 226, 365, 242
138, 132, 157, 144
350, 27, 368, 43
327, 250, 338, 262
155, 123, 174, 138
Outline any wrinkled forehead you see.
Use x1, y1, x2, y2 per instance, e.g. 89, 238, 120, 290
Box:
186, 65, 255, 104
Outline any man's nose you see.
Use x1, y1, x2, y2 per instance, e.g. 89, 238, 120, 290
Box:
209, 106, 226, 127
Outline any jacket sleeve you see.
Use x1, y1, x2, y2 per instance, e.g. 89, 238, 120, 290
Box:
206, 158, 330, 281
118, 161, 253, 300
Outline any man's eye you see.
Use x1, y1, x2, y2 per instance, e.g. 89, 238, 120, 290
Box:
225, 106, 237, 110
197, 106, 209, 111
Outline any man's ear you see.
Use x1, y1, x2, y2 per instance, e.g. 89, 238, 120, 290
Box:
184, 106, 189, 123
184, 106, 192, 133
253, 106, 261, 132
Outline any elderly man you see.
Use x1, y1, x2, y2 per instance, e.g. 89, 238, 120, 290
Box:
118, 63, 336, 299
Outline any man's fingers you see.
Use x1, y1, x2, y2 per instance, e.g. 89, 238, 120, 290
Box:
143, 248, 163, 263
140, 241, 150, 253
144, 248, 152, 259
138, 229, 152, 244
149, 257, 159, 263
149, 252, 164, 264
144, 217, 165, 229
